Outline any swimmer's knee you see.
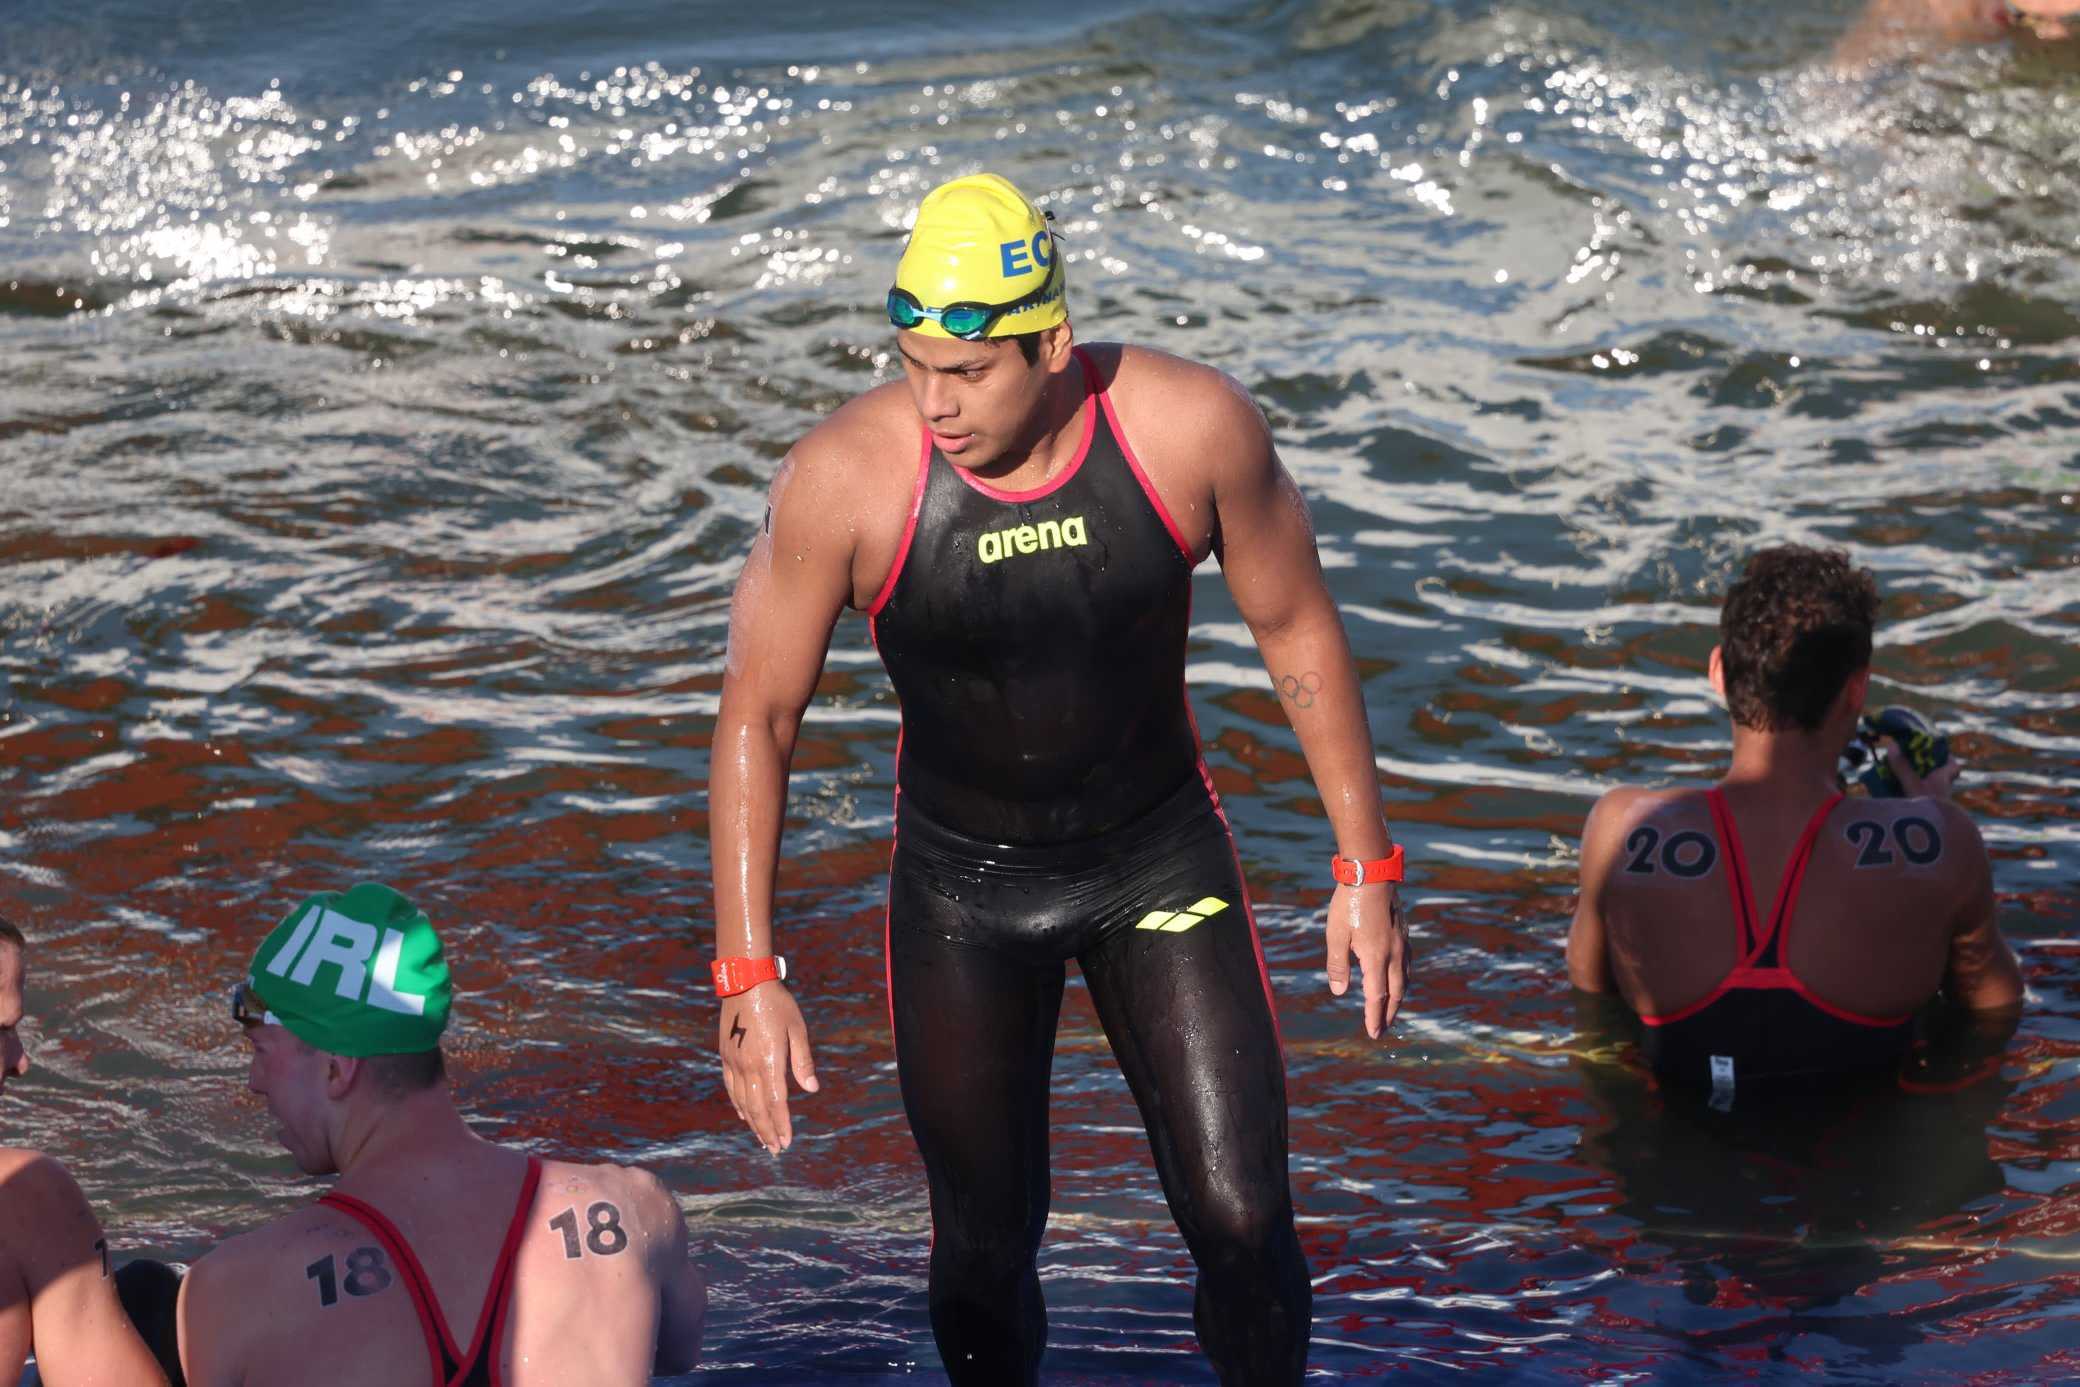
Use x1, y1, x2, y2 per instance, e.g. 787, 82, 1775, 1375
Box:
927, 1178, 1049, 1264
114, 1258, 186, 1387
1180, 1179, 1296, 1259
933, 1220, 1045, 1276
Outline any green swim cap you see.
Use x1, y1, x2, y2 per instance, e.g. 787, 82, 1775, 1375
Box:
245, 883, 452, 1057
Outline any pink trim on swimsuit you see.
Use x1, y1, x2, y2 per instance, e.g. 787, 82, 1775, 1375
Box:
950, 350, 1099, 503
1096, 369, 1195, 563
865, 431, 933, 619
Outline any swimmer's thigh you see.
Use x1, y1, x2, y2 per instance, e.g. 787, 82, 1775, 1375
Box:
1079, 836, 1295, 1243
887, 868, 1065, 1241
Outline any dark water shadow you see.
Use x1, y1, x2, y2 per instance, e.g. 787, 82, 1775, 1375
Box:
1571, 994, 2021, 1370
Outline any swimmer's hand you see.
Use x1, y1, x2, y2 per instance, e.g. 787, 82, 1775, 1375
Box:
718, 982, 820, 1155
1880, 735, 1964, 800
1326, 883, 1409, 1039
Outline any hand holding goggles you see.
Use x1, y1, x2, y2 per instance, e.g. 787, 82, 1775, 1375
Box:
887, 253, 1062, 341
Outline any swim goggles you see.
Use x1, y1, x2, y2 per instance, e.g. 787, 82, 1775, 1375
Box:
886, 254, 1062, 341
231, 981, 279, 1027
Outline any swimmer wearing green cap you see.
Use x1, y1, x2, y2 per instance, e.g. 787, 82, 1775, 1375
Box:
713, 172, 1408, 1384
176, 884, 706, 1386
0, 915, 174, 1387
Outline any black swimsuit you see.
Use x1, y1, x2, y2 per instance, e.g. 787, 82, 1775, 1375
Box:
866, 348, 1309, 1386
869, 348, 1202, 844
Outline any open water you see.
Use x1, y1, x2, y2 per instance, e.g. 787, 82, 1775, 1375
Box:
2, 0, 2077, 1381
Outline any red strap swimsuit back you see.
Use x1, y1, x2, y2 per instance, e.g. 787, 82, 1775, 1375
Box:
1640, 789, 1886, 1027
318, 1155, 543, 1387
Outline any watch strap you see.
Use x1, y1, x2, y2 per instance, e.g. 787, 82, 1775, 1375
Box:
711, 955, 787, 997
1331, 845, 1405, 886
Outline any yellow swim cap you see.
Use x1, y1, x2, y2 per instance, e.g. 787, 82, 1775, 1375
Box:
890, 173, 1067, 339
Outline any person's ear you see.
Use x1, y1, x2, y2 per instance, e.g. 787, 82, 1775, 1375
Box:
1708, 645, 1727, 703
326, 1055, 361, 1101
1040, 321, 1075, 375
1839, 666, 1870, 721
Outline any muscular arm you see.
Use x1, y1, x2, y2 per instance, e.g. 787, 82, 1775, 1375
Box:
176, 1245, 247, 1387
1940, 807, 2025, 1013
712, 447, 855, 966
2, 1152, 169, 1387
1192, 371, 1404, 1033
709, 433, 862, 1151
1207, 386, 1389, 864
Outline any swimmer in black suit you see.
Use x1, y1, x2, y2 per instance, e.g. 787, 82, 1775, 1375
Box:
709, 173, 1409, 1386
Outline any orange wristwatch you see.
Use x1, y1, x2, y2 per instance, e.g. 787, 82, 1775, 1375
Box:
1330, 845, 1405, 886
710, 955, 788, 997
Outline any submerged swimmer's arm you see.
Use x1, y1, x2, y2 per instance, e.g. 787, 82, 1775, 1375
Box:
2, 1153, 169, 1387
1939, 807, 2025, 1014
635, 1169, 706, 1374
1566, 791, 1639, 994
710, 440, 858, 1152
1189, 371, 1406, 1035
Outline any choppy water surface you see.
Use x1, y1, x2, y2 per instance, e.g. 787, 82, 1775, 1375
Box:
2, 0, 2076, 1380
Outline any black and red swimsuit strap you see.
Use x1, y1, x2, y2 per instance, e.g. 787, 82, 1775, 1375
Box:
1703, 789, 1761, 957
1757, 794, 1843, 969
466, 1155, 542, 1387
317, 1190, 461, 1383
1704, 789, 1842, 968
317, 1156, 544, 1387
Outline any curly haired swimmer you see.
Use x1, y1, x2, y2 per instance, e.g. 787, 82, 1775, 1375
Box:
1568, 546, 2022, 1100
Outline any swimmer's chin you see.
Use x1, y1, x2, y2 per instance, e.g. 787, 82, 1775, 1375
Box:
275, 1131, 339, 1177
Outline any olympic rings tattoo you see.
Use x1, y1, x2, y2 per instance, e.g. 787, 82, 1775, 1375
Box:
1277, 670, 1324, 708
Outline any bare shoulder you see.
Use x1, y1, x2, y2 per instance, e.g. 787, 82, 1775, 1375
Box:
1872, 793, 1978, 837
1841, 795, 1986, 873
777, 381, 919, 508
1099, 343, 1264, 439
1929, 796, 1986, 852
187, 1208, 344, 1290
537, 1159, 680, 1228
0, 1148, 94, 1290
180, 1219, 293, 1349
0, 1145, 73, 1196
178, 1217, 313, 1377
1101, 342, 1248, 402
757, 380, 922, 592
1584, 784, 1697, 840
0, 1145, 45, 1177
0, 1148, 97, 1239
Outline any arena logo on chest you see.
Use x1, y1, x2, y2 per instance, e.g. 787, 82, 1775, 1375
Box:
976, 515, 1088, 565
